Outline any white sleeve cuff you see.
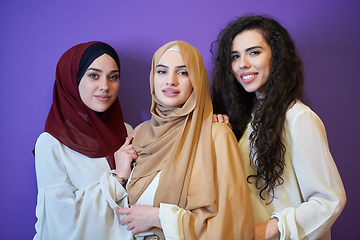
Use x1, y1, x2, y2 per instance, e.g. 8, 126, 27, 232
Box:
99, 171, 128, 209
159, 203, 185, 240
271, 212, 290, 240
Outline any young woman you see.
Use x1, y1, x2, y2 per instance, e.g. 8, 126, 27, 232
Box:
211, 15, 346, 240
34, 41, 132, 240
114, 41, 255, 239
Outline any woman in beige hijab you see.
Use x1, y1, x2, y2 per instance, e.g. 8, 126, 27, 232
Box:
115, 41, 254, 239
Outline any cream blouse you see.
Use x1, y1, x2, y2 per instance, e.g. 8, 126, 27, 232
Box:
239, 100, 346, 240
34, 124, 183, 240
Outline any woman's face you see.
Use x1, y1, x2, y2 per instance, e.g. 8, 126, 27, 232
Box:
154, 50, 193, 106
231, 29, 272, 93
78, 54, 120, 112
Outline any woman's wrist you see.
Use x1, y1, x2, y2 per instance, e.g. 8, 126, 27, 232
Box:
266, 218, 280, 239
152, 207, 161, 229
112, 172, 128, 186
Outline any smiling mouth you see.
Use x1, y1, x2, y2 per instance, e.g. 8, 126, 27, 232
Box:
163, 90, 179, 93
162, 88, 179, 93
241, 73, 258, 80
162, 88, 180, 97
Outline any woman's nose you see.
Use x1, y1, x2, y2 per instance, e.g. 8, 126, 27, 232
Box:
239, 56, 250, 69
98, 77, 109, 91
166, 72, 178, 86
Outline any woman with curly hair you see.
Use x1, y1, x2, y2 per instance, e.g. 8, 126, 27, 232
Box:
211, 14, 346, 240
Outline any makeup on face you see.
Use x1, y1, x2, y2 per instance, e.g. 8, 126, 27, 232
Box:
154, 49, 193, 106
79, 54, 120, 112
231, 30, 271, 93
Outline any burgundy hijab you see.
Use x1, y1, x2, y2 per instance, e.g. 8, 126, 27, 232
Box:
42, 41, 127, 169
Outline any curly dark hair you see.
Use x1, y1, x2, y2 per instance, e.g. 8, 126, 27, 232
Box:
211, 14, 304, 203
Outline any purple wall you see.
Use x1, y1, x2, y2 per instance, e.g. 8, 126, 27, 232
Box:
1, 0, 358, 238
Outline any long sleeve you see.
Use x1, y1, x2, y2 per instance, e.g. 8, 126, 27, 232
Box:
273, 103, 346, 240
182, 123, 255, 239
159, 203, 185, 240
34, 132, 127, 240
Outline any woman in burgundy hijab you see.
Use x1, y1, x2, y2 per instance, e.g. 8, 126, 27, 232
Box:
33, 41, 131, 240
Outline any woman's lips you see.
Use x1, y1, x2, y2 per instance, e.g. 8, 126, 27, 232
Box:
240, 72, 259, 83
95, 95, 111, 101
162, 88, 180, 97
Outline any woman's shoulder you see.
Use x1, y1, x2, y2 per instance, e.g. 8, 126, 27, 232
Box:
286, 100, 325, 131
35, 132, 65, 157
287, 100, 320, 121
211, 122, 237, 140
36, 132, 61, 147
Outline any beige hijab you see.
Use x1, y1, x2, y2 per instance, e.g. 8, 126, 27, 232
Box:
128, 41, 214, 209
128, 41, 254, 239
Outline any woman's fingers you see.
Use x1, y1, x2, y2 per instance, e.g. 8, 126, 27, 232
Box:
212, 114, 218, 122
129, 124, 141, 138
117, 205, 160, 236
223, 115, 230, 123
117, 208, 130, 215
212, 114, 229, 123
212, 114, 232, 129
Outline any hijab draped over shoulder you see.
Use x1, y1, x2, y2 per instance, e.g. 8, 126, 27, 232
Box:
128, 41, 228, 238
43, 41, 127, 169
129, 41, 213, 206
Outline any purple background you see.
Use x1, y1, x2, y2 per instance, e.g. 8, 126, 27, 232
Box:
0, 0, 359, 239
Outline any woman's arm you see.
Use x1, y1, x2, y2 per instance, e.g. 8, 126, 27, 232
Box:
117, 203, 185, 239
34, 133, 128, 240
114, 135, 138, 181
253, 218, 280, 240
274, 105, 346, 239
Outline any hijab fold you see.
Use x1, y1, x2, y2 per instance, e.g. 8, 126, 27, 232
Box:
128, 41, 255, 239
128, 40, 215, 211
42, 41, 127, 169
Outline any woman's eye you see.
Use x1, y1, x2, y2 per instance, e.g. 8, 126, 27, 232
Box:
88, 73, 99, 79
231, 54, 239, 60
249, 51, 261, 56
109, 75, 119, 81
156, 70, 166, 74
178, 71, 188, 76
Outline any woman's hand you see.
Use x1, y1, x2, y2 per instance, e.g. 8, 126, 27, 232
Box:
129, 124, 141, 139
253, 219, 280, 240
114, 135, 138, 180
117, 205, 161, 236
212, 114, 232, 129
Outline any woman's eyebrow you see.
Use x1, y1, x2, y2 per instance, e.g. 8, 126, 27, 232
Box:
231, 46, 263, 53
87, 68, 102, 72
246, 46, 263, 51
175, 65, 186, 69
86, 68, 119, 73
156, 64, 168, 68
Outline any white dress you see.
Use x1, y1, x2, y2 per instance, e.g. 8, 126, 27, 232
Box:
34, 124, 183, 240
239, 100, 346, 240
